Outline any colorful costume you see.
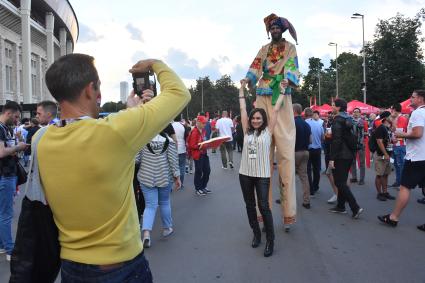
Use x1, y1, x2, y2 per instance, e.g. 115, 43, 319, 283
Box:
245, 14, 300, 225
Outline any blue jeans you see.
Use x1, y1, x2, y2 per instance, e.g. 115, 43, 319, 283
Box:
178, 153, 186, 187
141, 184, 172, 231
194, 154, 210, 191
0, 176, 17, 255
393, 146, 406, 186
61, 251, 153, 283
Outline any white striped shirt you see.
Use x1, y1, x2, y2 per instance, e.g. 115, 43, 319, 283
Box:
239, 128, 272, 178
136, 134, 180, 188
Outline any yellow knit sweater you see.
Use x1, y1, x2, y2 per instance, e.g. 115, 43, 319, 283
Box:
37, 61, 190, 264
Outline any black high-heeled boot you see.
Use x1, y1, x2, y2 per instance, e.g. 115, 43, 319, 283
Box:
264, 240, 274, 257
251, 233, 261, 248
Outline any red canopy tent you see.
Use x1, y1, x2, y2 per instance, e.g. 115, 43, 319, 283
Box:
310, 104, 333, 117
347, 100, 380, 115
400, 98, 413, 114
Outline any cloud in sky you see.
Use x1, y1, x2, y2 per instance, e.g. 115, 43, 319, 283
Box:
70, 0, 425, 102
125, 23, 144, 42
78, 23, 103, 43
165, 48, 222, 80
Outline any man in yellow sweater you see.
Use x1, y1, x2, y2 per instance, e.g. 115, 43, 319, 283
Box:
40, 54, 190, 282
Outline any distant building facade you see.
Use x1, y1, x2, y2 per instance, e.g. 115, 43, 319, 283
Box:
120, 81, 128, 103
0, 0, 79, 106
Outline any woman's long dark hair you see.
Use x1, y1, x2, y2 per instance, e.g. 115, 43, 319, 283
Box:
247, 108, 268, 136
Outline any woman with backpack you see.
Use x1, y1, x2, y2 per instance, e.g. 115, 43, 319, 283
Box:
328, 98, 364, 218
136, 131, 181, 248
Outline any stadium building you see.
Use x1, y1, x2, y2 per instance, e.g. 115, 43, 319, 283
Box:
0, 0, 78, 110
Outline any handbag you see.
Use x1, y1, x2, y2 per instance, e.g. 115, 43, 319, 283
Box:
10, 126, 61, 283
16, 161, 27, 186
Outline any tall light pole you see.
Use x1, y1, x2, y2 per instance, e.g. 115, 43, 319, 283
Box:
317, 71, 321, 105
201, 78, 204, 113
352, 13, 366, 104
329, 42, 339, 98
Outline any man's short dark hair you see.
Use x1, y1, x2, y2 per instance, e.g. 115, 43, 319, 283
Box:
304, 107, 313, 117
391, 103, 402, 113
2, 101, 22, 114
293, 103, 302, 115
334, 98, 347, 112
313, 110, 320, 115
353, 107, 361, 113
45, 53, 99, 102
37, 100, 58, 117
414, 89, 425, 100
30, 118, 40, 126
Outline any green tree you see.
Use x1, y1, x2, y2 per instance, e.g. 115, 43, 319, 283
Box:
364, 10, 425, 107
337, 52, 363, 101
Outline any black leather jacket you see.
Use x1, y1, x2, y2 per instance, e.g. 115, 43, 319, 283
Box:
330, 113, 356, 160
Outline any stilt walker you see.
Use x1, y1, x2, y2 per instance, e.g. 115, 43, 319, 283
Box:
244, 13, 300, 230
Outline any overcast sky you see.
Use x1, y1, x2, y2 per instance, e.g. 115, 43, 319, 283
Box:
70, 0, 425, 102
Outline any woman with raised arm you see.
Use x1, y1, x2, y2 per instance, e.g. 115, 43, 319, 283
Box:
238, 79, 287, 257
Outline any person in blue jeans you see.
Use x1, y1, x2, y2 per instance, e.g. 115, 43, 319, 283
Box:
187, 115, 212, 196
390, 103, 408, 187
0, 101, 28, 261
136, 132, 181, 248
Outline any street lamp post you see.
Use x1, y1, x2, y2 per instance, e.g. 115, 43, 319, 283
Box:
328, 42, 339, 98
201, 78, 204, 113
352, 13, 366, 104
317, 71, 321, 105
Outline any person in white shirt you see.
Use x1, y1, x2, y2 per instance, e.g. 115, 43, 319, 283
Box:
378, 90, 425, 232
172, 116, 187, 189
216, 111, 234, 169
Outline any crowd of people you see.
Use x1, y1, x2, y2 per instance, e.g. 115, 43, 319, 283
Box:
0, 11, 423, 283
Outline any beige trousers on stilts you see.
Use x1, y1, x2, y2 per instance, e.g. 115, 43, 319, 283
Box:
256, 95, 297, 225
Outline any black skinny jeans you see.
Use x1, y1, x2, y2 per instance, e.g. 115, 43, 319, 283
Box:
308, 148, 322, 193
332, 158, 360, 213
239, 174, 274, 241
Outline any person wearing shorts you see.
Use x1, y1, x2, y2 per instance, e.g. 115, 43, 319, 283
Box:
378, 90, 425, 232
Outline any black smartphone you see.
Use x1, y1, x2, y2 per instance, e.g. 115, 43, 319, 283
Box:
132, 72, 151, 97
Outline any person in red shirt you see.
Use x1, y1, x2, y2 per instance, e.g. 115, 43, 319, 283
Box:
187, 115, 211, 196
389, 103, 408, 188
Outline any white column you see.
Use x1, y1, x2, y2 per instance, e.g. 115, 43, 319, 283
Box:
45, 12, 54, 67
13, 43, 21, 102
38, 56, 43, 102
59, 28, 67, 56
66, 40, 73, 54
0, 36, 5, 104
21, 0, 32, 104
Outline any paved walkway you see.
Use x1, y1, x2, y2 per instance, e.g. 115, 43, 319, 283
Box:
1, 151, 425, 282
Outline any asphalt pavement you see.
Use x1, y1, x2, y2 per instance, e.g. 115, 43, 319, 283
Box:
1, 151, 425, 283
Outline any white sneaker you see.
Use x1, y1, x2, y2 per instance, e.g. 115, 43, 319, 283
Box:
6, 254, 11, 261
327, 194, 337, 204
162, 227, 174, 237
0, 249, 6, 254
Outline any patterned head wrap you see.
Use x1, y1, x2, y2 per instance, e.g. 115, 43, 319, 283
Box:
264, 13, 298, 44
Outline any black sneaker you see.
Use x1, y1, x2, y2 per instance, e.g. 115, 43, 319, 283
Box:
302, 203, 311, 209
203, 188, 212, 194
377, 193, 387, 201
383, 192, 396, 200
196, 189, 207, 196
352, 208, 364, 219
229, 162, 234, 169
329, 206, 347, 214
350, 178, 358, 183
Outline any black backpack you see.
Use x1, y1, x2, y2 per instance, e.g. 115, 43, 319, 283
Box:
343, 117, 358, 151
368, 129, 378, 153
